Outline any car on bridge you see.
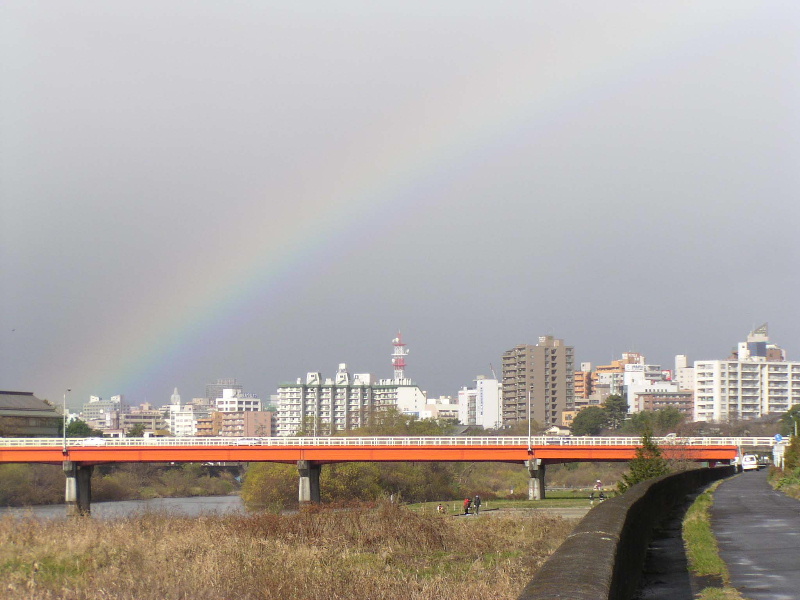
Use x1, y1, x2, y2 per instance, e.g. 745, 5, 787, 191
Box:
78, 437, 107, 446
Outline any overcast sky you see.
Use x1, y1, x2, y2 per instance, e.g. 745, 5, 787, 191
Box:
2, 2, 799, 409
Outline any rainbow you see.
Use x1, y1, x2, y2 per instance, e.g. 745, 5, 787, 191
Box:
66, 4, 761, 397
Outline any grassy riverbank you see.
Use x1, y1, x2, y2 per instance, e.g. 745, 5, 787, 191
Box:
683, 481, 745, 600
0, 502, 574, 600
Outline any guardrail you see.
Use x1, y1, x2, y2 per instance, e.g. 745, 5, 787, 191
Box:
0, 436, 775, 448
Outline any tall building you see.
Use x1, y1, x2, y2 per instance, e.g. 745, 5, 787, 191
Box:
674, 355, 695, 391
694, 326, 800, 422
206, 379, 243, 403
592, 353, 644, 396
458, 376, 502, 429
574, 364, 593, 401
502, 336, 574, 427
81, 395, 123, 431
276, 335, 426, 436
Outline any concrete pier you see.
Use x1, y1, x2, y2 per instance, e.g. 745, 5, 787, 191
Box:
527, 459, 546, 500
63, 461, 93, 516
297, 460, 321, 504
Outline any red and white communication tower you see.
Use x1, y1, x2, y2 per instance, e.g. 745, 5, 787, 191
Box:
392, 332, 409, 381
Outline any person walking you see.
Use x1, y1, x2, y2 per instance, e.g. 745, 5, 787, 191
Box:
473, 494, 481, 515
463, 497, 471, 515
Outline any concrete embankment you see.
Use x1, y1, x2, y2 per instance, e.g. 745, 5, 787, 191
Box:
517, 466, 736, 600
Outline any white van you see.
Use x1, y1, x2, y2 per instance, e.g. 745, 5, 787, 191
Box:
741, 455, 759, 471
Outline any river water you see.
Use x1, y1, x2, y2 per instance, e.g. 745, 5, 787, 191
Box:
0, 495, 246, 519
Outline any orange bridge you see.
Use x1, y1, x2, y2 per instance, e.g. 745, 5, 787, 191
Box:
0, 436, 751, 515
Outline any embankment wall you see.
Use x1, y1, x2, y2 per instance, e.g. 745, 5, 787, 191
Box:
518, 466, 736, 600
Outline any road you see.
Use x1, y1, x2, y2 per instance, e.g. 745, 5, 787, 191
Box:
712, 469, 800, 600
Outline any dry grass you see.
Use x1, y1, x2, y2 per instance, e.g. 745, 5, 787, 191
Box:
0, 502, 574, 600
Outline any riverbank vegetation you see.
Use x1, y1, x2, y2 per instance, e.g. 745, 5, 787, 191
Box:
0, 502, 574, 600
0, 463, 239, 507
241, 460, 628, 512
768, 433, 800, 499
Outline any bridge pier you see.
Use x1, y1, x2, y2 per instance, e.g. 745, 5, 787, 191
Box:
63, 461, 93, 516
297, 460, 321, 504
527, 459, 546, 500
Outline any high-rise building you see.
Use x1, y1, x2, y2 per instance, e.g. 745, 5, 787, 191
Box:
276, 335, 426, 436
205, 379, 243, 403
81, 395, 123, 430
694, 326, 800, 422
458, 376, 502, 429
674, 355, 695, 391
502, 336, 574, 427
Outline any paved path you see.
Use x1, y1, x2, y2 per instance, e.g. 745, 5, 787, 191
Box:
712, 469, 800, 599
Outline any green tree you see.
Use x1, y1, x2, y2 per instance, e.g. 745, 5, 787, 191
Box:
346, 408, 452, 437
782, 434, 800, 472
617, 429, 671, 493
603, 394, 628, 430
241, 463, 298, 512
501, 419, 544, 436
66, 419, 103, 438
127, 423, 146, 437
780, 405, 800, 437
321, 463, 383, 502
622, 408, 685, 436
570, 407, 608, 436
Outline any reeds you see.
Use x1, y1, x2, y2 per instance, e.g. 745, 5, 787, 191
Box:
0, 502, 573, 599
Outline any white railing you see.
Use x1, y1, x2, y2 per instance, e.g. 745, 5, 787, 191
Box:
0, 436, 776, 448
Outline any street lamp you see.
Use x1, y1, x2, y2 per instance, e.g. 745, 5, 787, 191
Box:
63, 389, 71, 452
527, 389, 532, 452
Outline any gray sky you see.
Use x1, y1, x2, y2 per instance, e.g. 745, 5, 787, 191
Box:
2, 2, 799, 409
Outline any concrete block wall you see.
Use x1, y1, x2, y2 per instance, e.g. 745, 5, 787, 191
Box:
517, 466, 736, 600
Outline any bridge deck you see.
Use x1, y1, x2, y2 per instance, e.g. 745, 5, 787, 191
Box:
0, 436, 747, 465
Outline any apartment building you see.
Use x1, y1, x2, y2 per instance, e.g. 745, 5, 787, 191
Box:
502, 336, 574, 427
81, 395, 123, 431
591, 353, 644, 396
276, 336, 425, 436
458, 377, 502, 429
276, 366, 426, 436
573, 362, 593, 400
215, 389, 262, 412
694, 326, 800, 422
220, 411, 275, 437
636, 391, 694, 417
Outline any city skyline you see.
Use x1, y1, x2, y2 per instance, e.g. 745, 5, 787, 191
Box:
2, 3, 798, 407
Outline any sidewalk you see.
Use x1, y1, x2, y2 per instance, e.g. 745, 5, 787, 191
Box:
712, 469, 800, 600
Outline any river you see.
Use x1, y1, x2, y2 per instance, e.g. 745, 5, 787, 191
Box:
0, 495, 246, 519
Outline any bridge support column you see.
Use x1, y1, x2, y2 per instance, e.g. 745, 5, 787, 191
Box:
297, 460, 321, 504
63, 461, 93, 516
527, 459, 546, 500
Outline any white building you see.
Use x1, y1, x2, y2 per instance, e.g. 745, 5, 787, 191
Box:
215, 389, 262, 413
674, 355, 695, 391
81, 394, 124, 430
276, 364, 427, 436
694, 326, 800, 422
458, 376, 502, 429
418, 396, 460, 421
623, 364, 677, 413
164, 388, 216, 437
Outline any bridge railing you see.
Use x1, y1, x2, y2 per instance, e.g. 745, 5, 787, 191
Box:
0, 436, 774, 448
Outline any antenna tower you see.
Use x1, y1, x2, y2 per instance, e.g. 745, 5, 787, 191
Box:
392, 332, 408, 381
